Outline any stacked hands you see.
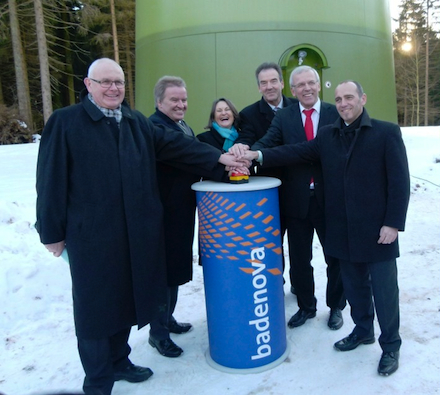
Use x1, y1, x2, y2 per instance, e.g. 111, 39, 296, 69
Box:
218, 143, 258, 175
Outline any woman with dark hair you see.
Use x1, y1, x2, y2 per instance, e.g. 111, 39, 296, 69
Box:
197, 98, 240, 151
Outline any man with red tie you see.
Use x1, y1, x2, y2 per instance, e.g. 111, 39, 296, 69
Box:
235, 80, 410, 376
230, 66, 345, 331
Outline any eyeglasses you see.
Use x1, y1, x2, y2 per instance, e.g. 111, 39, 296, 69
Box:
291, 80, 318, 89
90, 78, 125, 88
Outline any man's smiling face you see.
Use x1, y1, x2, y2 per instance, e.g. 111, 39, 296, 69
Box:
84, 60, 125, 109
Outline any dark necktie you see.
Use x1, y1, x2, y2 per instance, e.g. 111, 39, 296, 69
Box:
178, 120, 194, 136
303, 108, 315, 141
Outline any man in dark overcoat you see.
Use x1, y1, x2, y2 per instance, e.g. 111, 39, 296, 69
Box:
238, 80, 410, 376
236, 62, 298, 295
237, 62, 298, 194
35, 58, 247, 395
232, 65, 345, 331
148, 76, 222, 358
237, 62, 298, 163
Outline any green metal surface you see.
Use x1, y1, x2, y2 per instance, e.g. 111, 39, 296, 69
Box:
136, 0, 396, 132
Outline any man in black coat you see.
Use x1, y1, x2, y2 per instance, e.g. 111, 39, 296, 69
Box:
237, 62, 298, 294
148, 75, 215, 358
238, 62, 298, 182
36, 58, 247, 395
232, 65, 346, 331
239, 80, 410, 376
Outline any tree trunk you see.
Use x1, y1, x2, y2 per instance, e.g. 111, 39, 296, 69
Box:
124, 25, 134, 108
8, 0, 33, 129
424, 0, 430, 126
34, 0, 53, 124
0, 75, 4, 104
110, 0, 119, 63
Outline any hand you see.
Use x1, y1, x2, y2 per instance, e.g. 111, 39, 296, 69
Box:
219, 153, 250, 169
241, 150, 259, 161
225, 166, 250, 175
377, 226, 398, 244
45, 241, 65, 257
228, 143, 250, 158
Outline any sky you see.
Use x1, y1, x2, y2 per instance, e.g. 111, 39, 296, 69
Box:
390, 0, 403, 31
390, 0, 401, 20
0, 125, 439, 395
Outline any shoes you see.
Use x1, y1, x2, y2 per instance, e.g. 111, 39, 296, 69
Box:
290, 286, 296, 295
378, 351, 399, 376
114, 364, 153, 383
328, 308, 344, 330
148, 336, 183, 358
168, 321, 192, 334
334, 333, 375, 351
287, 309, 316, 328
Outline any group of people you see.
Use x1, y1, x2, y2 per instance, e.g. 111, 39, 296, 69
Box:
35, 57, 410, 395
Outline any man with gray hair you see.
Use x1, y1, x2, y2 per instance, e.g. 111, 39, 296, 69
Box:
238, 62, 298, 148
231, 65, 346, 331
148, 75, 209, 358
237, 62, 298, 292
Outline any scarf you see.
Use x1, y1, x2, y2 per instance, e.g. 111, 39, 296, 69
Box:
340, 111, 363, 150
212, 122, 239, 151
88, 94, 122, 125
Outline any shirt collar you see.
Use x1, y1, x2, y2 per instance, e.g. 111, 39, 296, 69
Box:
88, 94, 123, 124
299, 98, 321, 115
267, 98, 283, 111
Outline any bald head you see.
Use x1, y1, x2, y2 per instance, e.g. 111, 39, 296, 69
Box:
84, 58, 126, 110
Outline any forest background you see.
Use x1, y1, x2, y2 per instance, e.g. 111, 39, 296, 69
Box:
0, 0, 439, 143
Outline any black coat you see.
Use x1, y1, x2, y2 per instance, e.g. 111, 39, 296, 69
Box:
253, 101, 339, 218
238, 95, 298, 179
197, 127, 227, 151
261, 110, 410, 263
149, 110, 199, 286
36, 92, 223, 338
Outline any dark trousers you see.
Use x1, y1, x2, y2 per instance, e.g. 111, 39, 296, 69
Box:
149, 285, 178, 340
77, 328, 132, 395
285, 195, 345, 312
339, 258, 401, 352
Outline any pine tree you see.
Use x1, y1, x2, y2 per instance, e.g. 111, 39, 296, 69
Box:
393, 0, 440, 126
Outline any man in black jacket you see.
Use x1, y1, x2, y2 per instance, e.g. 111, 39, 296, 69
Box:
237, 62, 298, 293
232, 66, 346, 331
237, 80, 410, 376
148, 76, 199, 358
36, 59, 247, 395
238, 62, 298, 156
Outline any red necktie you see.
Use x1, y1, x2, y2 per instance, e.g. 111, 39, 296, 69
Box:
303, 108, 315, 141
303, 108, 315, 186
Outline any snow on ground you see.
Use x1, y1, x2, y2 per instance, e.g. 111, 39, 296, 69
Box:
0, 126, 439, 395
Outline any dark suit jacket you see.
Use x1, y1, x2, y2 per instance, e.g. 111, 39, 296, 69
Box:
253, 101, 339, 219
261, 110, 410, 263
149, 110, 200, 286
238, 95, 298, 179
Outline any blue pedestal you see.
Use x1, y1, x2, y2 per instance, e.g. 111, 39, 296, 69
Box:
192, 177, 288, 373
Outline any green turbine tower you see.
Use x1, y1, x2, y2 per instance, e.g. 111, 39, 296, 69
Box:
136, 0, 396, 133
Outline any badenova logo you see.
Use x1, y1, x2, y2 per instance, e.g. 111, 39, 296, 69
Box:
249, 246, 271, 360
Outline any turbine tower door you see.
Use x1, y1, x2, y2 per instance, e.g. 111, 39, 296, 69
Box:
279, 45, 329, 100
